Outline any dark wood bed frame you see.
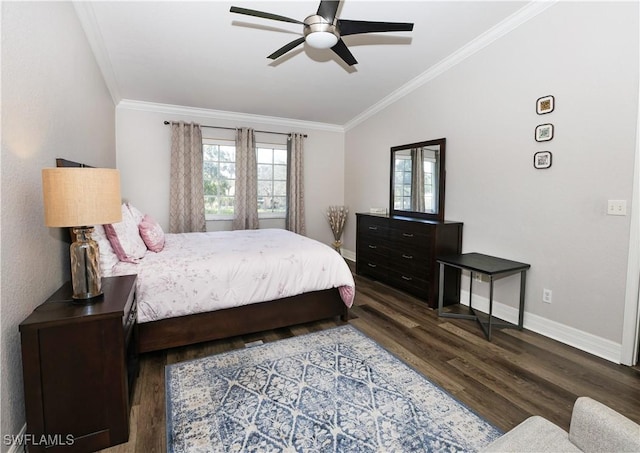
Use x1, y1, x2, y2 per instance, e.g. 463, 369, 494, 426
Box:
138, 289, 348, 353
57, 158, 350, 353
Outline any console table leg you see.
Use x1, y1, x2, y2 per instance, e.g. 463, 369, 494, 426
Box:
488, 277, 494, 341
438, 263, 445, 316
469, 272, 474, 310
518, 270, 527, 329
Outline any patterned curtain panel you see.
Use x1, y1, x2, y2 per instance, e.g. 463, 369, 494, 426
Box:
410, 147, 425, 212
169, 122, 206, 233
286, 133, 306, 235
232, 128, 259, 230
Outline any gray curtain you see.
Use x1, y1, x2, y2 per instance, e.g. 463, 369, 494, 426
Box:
169, 121, 205, 233
232, 128, 259, 230
286, 133, 306, 235
411, 147, 425, 212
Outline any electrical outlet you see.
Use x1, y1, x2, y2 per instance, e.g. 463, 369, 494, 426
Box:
607, 200, 627, 216
543, 288, 552, 304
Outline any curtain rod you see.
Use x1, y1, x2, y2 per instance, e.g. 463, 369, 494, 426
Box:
163, 121, 306, 138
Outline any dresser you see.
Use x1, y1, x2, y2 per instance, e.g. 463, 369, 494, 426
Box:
19, 275, 138, 452
356, 213, 463, 308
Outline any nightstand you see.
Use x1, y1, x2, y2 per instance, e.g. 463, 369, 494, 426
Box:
19, 274, 138, 452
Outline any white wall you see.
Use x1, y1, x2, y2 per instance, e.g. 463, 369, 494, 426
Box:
1, 2, 115, 448
344, 2, 639, 353
116, 103, 346, 245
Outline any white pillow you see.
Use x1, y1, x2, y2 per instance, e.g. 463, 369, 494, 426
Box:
92, 225, 119, 276
104, 204, 147, 263
126, 202, 145, 226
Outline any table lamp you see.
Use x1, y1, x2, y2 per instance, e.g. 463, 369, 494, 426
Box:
42, 168, 122, 301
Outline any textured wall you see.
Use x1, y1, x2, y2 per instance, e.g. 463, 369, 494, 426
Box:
1, 2, 115, 446
344, 2, 639, 345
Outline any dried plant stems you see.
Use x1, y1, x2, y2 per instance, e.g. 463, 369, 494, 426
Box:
326, 205, 348, 251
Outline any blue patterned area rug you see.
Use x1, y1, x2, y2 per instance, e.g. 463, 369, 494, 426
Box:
165, 325, 502, 452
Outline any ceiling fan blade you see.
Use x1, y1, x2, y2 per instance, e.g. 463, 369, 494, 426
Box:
317, 1, 341, 23
331, 38, 357, 66
338, 19, 414, 36
267, 37, 306, 60
230, 6, 303, 25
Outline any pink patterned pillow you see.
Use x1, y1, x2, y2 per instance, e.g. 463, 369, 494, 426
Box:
139, 215, 165, 252
104, 204, 147, 263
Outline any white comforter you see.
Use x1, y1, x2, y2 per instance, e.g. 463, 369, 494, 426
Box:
107, 228, 355, 323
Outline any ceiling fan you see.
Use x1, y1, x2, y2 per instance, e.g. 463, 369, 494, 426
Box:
230, 0, 414, 66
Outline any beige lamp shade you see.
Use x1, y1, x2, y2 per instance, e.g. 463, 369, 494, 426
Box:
42, 168, 122, 227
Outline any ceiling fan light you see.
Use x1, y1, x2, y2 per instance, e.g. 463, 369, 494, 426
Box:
306, 31, 338, 49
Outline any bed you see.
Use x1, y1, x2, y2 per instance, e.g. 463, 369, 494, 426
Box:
57, 159, 354, 353
103, 226, 354, 353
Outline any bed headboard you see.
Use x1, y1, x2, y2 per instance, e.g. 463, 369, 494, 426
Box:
56, 158, 93, 168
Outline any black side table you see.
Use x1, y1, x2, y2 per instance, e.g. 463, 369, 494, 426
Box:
437, 253, 530, 340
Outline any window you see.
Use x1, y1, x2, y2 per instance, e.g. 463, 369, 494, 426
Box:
393, 154, 436, 212
203, 139, 288, 220
394, 154, 413, 210
424, 159, 435, 210
257, 146, 288, 216
203, 140, 236, 218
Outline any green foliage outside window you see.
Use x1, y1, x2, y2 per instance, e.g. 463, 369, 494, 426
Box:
203, 142, 287, 218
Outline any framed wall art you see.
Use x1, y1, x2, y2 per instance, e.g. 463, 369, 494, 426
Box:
535, 123, 554, 142
536, 95, 555, 114
534, 151, 552, 169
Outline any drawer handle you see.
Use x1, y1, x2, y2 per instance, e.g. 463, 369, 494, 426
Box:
368, 245, 377, 249
402, 254, 413, 259
368, 263, 377, 268
125, 305, 137, 327
368, 226, 378, 231
402, 233, 414, 238
401, 276, 413, 281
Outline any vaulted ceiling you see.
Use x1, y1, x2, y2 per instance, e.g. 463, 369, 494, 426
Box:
75, 1, 531, 126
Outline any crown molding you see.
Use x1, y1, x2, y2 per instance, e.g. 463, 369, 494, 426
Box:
344, 0, 558, 131
117, 99, 345, 133
73, 1, 121, 106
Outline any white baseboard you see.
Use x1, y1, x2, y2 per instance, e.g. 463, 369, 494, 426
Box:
342, 248, 356, 263
459, 290, 622, 364
6, 423, 27, 453
338, 251, 622, 362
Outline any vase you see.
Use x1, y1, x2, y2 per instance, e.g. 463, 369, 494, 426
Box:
70, 227, 102, 300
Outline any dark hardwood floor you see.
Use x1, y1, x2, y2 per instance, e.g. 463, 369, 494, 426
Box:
102, 265, 640, 452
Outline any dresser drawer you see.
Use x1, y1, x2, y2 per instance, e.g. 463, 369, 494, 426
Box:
388, 247, 431, 266
359, 217, 389, 239
357, 256, 389, 281
388, 269, 430, 299
358, 236, 390, 255
389, 223, 433, 251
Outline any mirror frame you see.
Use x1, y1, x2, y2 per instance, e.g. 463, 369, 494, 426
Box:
389, 138, 446, 222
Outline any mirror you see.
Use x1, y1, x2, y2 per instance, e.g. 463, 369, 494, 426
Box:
390, 138, 446, 221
